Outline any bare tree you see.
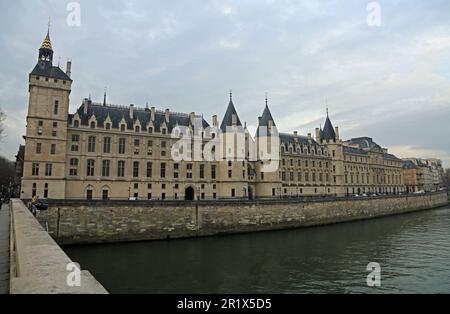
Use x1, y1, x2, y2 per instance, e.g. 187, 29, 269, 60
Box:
0, 109, 5, 139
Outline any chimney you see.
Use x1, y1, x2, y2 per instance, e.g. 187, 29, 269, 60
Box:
315, 128, 321, 141
294, 131, 298, 137
66, 60, 72, 78
150, 107, 155, 121
83, 98, 89, 114
335, 126, 340, 140
165, 109, 170, 123
129, 104, 134, 119
307, 133, 312, 141
190, 112, 196, 125
212, 115, 218, 127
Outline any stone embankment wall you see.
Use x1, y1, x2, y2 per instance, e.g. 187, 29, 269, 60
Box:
36, 192, 449, 246
9, 199, 108, 294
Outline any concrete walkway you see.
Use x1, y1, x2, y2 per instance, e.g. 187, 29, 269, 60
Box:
0, 203, 10, 294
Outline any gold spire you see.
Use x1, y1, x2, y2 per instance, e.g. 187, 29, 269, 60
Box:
40, 18, 53, 50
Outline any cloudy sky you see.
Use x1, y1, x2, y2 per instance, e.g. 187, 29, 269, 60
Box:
1, 0, 450, 166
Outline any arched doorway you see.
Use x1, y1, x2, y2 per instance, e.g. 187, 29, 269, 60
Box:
185, 186, 195, 201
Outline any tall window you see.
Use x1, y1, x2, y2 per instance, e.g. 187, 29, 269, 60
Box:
32, 163, 39, 176
32, 183, 37, 197
119, 138, 126, 154
51, 144, 56, 155
87, 159, 95, 177
118, 161, 125, 177
133, 161, 140, 178
54, 101, 59, 115
44, 183, 49, 198
88, 136, 96, 152
102, 160, 110, 177
69, 158, 78, 176
211, 165, 216, 179
90, 122, 96, 129
45, 163, 53, 177
160, 162, 166, 179
147, 162, 153, 178
36, 143, 42, 154
103, 137, 111, 154
200, 164, 205, 179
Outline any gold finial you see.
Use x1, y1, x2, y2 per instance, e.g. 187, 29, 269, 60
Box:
40, 18, 53, 50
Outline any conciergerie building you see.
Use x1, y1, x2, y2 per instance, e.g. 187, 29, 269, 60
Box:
20, 29, 406, 201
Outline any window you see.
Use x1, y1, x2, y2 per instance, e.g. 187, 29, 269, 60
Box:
69, 158, 78, 176
44, 183, 49, 198
134, 139, 140, 155
88, 136, 96, 152
103, 137, 111, 154
86, 190, 93, 201
36, 143, 42, 154
90, 121, 96, 129
72, 134, 80, 142
147, 162, 153, 178
121, 124, 126, 132
133, 161, 140, 178
211, 165, 216, 180
51, 144, 56, 155
87, 159, 95, 177
147, 140, 153, 156
105, 123, 111, 130
119, 138, 126, 154
135, 126, 140, 133
53, 122, 58, 128
32, 163, 39, 176
160, 163, 166, 179
118, 161, 125, 177
231, 189, 236, 197
74, 120, 79, 127
32, 183, 37, 197
102, 190, 109, 201
200, 164, 205, 179
45, 163, 52, 177
148, 127, 153, 134
228, 170, 232, 178
71, 144, 79, 152
162, 128, 167, 135
52, 131, 57, 137
54, 101, 59, 115
102, 160, 110, 177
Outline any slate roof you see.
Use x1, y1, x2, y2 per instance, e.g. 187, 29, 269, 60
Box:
322, 116, 336, 141
280, 133, 318, 146
256, 104, 278, 137
30, 61, 72, 81
348, 137, 382, 151
343, 146, 368, 156
220, 99, 242, 132
403, 160, 417, 169
69, 102, 210, 133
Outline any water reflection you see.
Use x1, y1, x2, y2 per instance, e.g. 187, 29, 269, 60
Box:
65, 206, 450, 294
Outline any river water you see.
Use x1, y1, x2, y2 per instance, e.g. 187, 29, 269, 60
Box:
65, 205, 450, 294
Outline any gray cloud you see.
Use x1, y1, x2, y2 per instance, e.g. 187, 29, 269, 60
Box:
0, 0, 449, 167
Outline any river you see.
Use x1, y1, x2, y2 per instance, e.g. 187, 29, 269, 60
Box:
65, 205, 450, 294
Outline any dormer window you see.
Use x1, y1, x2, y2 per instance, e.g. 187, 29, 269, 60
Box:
162, 128, 167, 135
74, 120, 79, 128
148, 127, 153, 134
90, 122, 96, 129
105, 123, 111, 130
36, 76, 40, 80
135, 126, 140, 133
121, 124, 126, 132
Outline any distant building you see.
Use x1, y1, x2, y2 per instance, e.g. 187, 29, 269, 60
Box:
20, 28, 408, 200
403, 158, 444, 193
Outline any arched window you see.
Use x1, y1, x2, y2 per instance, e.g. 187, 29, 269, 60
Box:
148, 127, 153, 134
105, 123, 111, 130
73, 120, 79, 128
90, 121, 96, 129
121, 124, 126, 132
135, 126, 140, 133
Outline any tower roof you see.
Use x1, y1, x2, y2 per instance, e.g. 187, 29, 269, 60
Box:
321, 110, 336, 141
258, 97, 276, 128
220, 92, 242, 132
40, 30, 53, 50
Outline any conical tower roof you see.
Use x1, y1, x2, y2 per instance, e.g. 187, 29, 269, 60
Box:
220, 91, 242, 132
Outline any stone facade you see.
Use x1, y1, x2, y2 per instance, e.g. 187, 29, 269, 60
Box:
21, 29, 406, 201
403, 158, 444, 193
36, 192, 449, 245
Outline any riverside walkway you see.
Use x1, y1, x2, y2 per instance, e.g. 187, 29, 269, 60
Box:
0, 203, 10, 294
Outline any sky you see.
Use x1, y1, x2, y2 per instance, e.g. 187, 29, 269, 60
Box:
0, 0, 450, 166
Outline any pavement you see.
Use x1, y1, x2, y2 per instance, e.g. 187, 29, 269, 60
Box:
0, 203, 10, 294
